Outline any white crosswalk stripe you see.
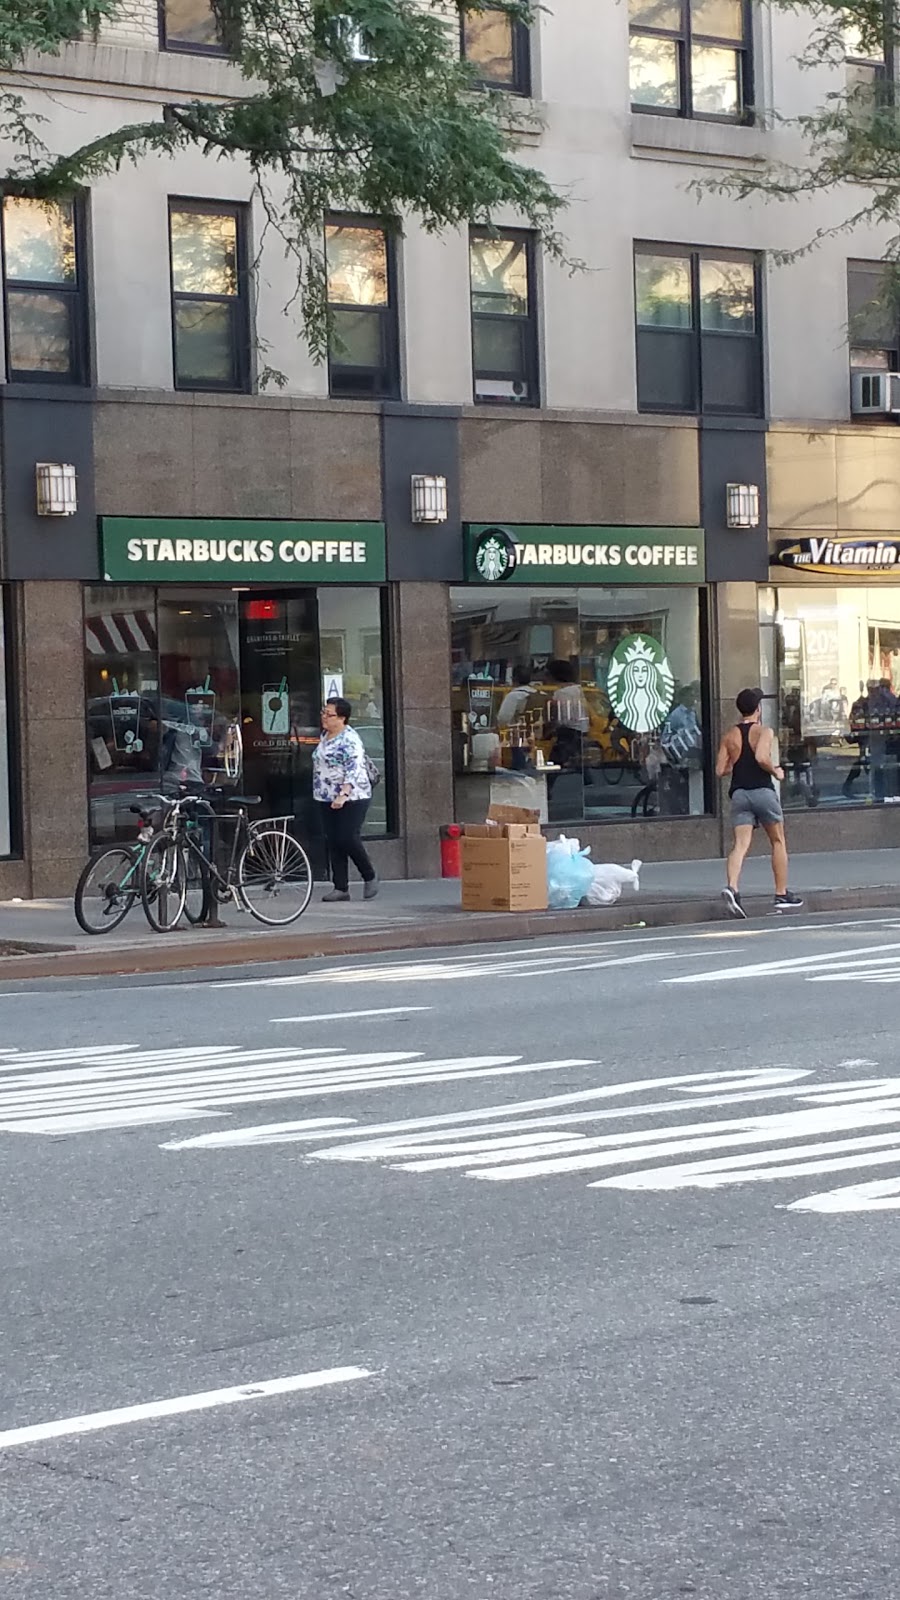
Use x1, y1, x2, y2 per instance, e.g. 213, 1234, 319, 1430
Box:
0, 1045, 594, 1136
164, 1064, 900, 1215
666, 940, 900, 987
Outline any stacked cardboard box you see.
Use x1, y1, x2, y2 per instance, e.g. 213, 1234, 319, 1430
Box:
459, 805, 548, 913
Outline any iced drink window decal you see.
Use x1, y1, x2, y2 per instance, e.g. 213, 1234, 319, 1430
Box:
262, 677, 289, 736
185, 675, 215, 747
109, 678, 144, 754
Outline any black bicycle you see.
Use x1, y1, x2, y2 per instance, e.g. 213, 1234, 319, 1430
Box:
139, 791, 313, 933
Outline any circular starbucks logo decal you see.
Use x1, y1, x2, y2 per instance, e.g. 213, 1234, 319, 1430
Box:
607, 634, 675, 734
474, 527, 518, 583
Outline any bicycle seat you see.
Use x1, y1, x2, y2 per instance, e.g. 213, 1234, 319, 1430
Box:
216, 794, 261, 807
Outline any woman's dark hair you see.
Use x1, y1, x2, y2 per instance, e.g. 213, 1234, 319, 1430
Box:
327, 696, 353, 722
549, 658, 577, 685
512, 665, 532, 687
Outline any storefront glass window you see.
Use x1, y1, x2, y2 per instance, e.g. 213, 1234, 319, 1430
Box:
761, 585, 900, 808
318, 588, 388, 834
451, 586, 707, 825
0, 589, 12, 856
84, 585, 390, 847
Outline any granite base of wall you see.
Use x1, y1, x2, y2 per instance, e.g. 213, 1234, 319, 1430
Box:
548, 816, 722, 866
0, 860, 29, 899
780, 805, 900, 855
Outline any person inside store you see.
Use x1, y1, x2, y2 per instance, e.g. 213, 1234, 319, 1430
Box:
313, 696, 378, 902
497, 664, 537, 728
868, 677, 899, 802
843, 681, 870, 799
543, 659, 590, 806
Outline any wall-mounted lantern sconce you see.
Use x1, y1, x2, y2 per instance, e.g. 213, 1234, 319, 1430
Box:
410, 474, 448, 525
725, 482, 760, 529
35, 462, 77, 517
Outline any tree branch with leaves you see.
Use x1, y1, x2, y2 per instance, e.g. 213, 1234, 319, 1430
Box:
0, 0, 572, 360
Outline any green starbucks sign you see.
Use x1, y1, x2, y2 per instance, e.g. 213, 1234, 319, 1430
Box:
100, 518, 386, 584
465, 524, 705, 584
607, 634, 675, 733
472, 527, 519, 583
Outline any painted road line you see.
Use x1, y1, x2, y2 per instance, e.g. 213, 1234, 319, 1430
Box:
0, 1046, 596, 1136
2, 917, 899, 1002
163, 1067, 812, 1153
787, 1176, 900, 1213
665, 940, 900, 985
270, 1006, 432, 1023
0, 1367, 372, 1452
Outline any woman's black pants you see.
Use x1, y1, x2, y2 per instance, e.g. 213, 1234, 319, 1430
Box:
320, 800, 375, 891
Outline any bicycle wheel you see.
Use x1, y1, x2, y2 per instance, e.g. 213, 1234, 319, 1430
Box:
237, 826, 313, 925
140, 831, 188, 933
74, 846, 139, 934
183, 847, 210, 925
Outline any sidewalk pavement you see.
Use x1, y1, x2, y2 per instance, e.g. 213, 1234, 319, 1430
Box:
0, 847, 898, 981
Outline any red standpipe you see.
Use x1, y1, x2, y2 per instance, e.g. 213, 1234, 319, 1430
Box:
439, 823, 462, 878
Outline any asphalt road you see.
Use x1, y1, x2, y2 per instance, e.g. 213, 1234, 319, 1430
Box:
3, 911, 900, 1599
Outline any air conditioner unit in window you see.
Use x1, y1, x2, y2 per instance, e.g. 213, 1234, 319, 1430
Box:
851, 369, 900, 416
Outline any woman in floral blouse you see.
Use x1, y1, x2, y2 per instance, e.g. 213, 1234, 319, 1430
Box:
313, 697, 378, 901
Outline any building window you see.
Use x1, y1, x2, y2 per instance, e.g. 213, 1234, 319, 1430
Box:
844, 23, 888, 93
169, 202, 249, 392
470, 229, 538, 406
848, 260, 899, 371
325, 219, 400, 400
634, 244, 762, 415
1, 197, 88, 384
159, 0, 226, 53
760, 585, 900, 811
462, 6, 531, 94
451, 584, 708, 825
629, 0, 751, 121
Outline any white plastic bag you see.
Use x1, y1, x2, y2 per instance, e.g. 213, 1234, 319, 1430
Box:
585, 858, 642, 907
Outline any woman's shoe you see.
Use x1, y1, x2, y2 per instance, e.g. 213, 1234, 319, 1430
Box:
363, 875, 380, 900
322, 889, 350, 902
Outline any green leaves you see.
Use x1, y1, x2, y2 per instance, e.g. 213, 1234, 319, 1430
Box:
697, 0, 900, 272
0, 0, 568, 358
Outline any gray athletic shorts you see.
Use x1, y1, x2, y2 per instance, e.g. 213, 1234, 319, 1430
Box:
730, 786, 783, 829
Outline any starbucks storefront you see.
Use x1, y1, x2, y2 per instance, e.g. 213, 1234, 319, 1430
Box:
84, 519, 391, 853
452, 525, 711, 829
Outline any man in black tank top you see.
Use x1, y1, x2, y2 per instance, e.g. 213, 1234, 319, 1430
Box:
714, 687, 803, 918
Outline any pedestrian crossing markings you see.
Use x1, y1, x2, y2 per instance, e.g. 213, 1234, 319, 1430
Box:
166, 1062, 900, 1215
0, 1044, 593, 1135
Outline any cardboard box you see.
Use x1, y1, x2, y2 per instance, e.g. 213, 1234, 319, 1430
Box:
460, 805, 547, 912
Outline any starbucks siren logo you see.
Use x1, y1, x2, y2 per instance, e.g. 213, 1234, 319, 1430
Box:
607, 634, 675, 734
474, 527, 518, 583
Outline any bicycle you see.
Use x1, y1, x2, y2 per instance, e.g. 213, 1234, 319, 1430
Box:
74, 794, 207, 935
139, 790, 313, 933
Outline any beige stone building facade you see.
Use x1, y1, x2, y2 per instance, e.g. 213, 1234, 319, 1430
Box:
1, 0, 899, 897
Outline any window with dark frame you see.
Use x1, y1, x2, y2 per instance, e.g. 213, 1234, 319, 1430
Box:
629, 0, 752, 121
168, 202, 250, 393
325, 219, 400, 400
159, 0, 226, 53
1, 196, 88, 385
634, 244, 762, 416
461, 6, 531, 94
470, 229, 538, 406
847, 260, 900, 372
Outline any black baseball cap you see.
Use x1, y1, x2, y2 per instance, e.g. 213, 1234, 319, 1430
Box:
736, 687, 764, 716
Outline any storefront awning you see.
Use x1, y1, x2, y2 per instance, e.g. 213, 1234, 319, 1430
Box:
85, 611, 157, 657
